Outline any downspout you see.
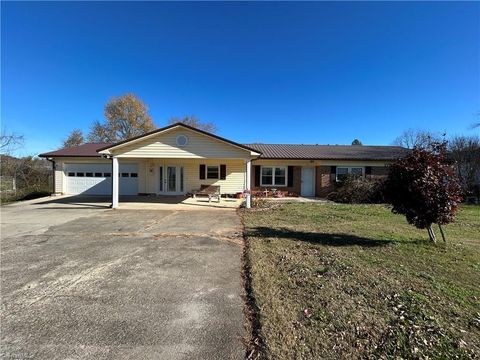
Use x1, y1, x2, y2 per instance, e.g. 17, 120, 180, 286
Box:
47, 158, 55, 195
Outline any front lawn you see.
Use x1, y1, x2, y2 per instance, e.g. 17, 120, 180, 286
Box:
243, 203, 480, 359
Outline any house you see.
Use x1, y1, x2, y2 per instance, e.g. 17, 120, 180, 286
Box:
39, 123, 409, 208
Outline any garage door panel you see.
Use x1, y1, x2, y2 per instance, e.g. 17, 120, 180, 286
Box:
65, 163, 138, 195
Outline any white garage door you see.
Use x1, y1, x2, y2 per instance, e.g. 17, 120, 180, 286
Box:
65, 163, 138, 195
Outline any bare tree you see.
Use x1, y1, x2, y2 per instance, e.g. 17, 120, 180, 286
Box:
88, 93, 156, 143
448, 135, 480, 199
168, 115, 217, 133
393, 129, 441, 149
62, 129, 85, 148
0, 130, 24, 154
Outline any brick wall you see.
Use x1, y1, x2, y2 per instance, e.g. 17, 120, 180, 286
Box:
251, 164, 390, 198
315, 166, 335, 197
315, 165, 390, 198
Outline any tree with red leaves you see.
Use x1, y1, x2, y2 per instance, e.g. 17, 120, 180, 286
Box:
384, 143, 462, 242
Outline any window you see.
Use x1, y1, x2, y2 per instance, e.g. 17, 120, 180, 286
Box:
336, 168, 349, 181
336, 167, 364, 181
176, 135, 189, 147
68, 172, 75, 177
76, 172, 84, 177
121, 173, 129, 177
261, 166, 287, 186
85, 172, 93, 177
94, 172, 103, 177
159, 167, 163, 192
350, 167, 363, 177
261, 167, 273, 185
104, 172, 111, 177
130, 173, 138, 178
207, 166, 219, 179
275, 167, 286, 186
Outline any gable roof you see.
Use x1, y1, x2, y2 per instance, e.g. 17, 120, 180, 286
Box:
38, 130, 409, 162
38, 143, 111, 158
97, 122, 261, 154
245, 144, 409, 161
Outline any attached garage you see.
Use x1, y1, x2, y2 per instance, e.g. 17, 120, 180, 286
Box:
65, 163, 138, 195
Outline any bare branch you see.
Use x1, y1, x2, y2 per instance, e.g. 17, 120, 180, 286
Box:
168, 115, 218, 133
0, 130, 24, 154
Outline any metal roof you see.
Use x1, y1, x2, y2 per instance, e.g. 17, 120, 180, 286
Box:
38, 143, 111, 158
244, 143, 409, 160
39, 140, 409, 161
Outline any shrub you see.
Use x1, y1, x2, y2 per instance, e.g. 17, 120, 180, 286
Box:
19, 190, 51, 201
327, 175, 385, 204
384, 143, 462, 242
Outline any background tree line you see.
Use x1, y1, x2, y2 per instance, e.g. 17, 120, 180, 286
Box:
1, 93, 217, 202
1, 131, 51, 202
1, 92, 479, 205
393, 129, 480, 200
62, 93, 217, 147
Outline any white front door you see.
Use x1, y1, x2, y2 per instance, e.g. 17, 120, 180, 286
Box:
159, 165, 184, 195
301, 167, 315, 197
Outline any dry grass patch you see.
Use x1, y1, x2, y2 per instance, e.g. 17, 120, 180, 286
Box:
243, 203, 480, 359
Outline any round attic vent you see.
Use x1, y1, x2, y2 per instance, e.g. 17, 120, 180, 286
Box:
176, 134, 189, 147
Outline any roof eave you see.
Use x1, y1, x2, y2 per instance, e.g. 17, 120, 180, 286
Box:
38, 154, 104, 158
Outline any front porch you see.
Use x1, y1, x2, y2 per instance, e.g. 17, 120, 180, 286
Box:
95, 124, 259, 209
111, 157, 252, 209
41, 194, 244, 210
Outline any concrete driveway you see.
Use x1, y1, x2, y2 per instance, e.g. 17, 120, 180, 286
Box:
1, 196, 245, 359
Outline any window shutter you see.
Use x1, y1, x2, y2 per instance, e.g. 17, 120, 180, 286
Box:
220, 164, 227, 180
254, 165, 261, 187
330, 166, 337, 181
365, 166, 372, 176
287, 166, 294, 187
199, 164, 206, 180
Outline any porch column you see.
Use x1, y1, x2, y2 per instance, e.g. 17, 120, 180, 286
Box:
112, 156, 119, 209
246, 159, 252, 208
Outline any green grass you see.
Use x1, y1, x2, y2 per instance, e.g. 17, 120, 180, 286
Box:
243, 203, 480, 359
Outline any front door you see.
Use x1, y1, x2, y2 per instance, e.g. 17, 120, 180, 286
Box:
301, 167, 315, 197
159, 165, 184, 195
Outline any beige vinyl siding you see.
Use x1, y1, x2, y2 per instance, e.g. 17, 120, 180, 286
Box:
112, 127, 251, 159
54, 163, 63, 193
185, 159, 245, 194
143, 159, 246, 194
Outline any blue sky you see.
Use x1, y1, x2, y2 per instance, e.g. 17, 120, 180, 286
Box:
2, 1, 479, 156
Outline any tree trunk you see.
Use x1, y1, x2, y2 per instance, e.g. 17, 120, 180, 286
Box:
427, 226, 437, 243
438, 224, 446, 242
